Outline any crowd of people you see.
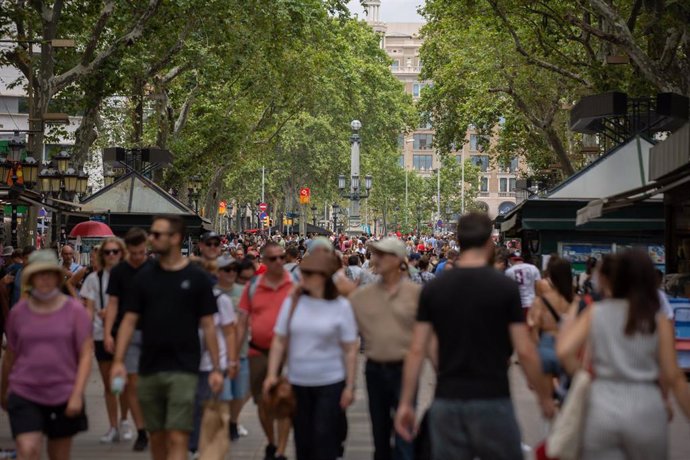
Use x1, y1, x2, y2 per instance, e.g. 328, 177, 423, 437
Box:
0, 213, 688, 460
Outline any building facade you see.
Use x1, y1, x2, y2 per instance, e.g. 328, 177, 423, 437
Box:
364, 3, 519, 218
0, 65, 79, 160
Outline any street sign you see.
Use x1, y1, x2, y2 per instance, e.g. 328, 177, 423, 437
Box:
299, 187, 311, 204
259, 211, 268, 220
436, 219, 443, 228
349, 217, 361, 228
259, 202, 268, 212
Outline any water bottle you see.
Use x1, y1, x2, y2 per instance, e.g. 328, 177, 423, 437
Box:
111, 376, 126, 395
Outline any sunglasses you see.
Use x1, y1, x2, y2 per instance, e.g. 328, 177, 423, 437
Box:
204, 241, 220, 247
264, 255, 285, 262
149, 230, 172, 239
102, 249, 121, 256
219, 267, 234, 273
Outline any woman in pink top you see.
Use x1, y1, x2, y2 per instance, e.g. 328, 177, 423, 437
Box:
0, 250, 92, 460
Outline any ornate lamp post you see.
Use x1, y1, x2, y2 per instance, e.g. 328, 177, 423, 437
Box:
337, 120, 373, 234
332, 203, 340, 234
311, 204, 317, 227
187, 175, 202, 213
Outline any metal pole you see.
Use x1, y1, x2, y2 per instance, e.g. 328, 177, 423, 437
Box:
461, 155, 465, 215
261, 166, 265, 203
350, 123, 361, 233
405, 170, 408, 227
10, 204, 18, 248
437, 167, 441, 224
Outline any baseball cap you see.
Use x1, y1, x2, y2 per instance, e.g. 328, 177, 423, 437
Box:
201, 231, 221, 243
216, 255, 236, 269
370, 238, 407, 259
409, 253, 421, 261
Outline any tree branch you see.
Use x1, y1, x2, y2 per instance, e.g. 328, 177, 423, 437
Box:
82, 1, 116, 64
586, 0, 680, 93
486, 0, 592, 87
173, 83, 198, 135
660, 27, 683, 71
50, 0, 162, 95
626, 0, 643, 33
147, 21, 192, 78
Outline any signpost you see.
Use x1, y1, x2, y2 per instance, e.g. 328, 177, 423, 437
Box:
259, 202, 268, 212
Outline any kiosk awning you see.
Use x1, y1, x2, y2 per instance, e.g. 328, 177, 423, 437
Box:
576, 167, 690, 226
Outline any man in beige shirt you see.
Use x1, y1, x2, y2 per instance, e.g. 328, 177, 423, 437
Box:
350, 237, 420, 460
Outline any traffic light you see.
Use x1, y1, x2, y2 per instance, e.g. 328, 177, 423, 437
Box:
263, 215, 270, 228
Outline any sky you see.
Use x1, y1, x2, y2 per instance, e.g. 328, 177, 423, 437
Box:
346, 0, 425, 23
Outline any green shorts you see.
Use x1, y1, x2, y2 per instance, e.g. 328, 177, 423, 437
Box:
137, 372, 199, 432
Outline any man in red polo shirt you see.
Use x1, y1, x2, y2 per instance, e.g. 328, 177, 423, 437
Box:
239, 242, 294, 460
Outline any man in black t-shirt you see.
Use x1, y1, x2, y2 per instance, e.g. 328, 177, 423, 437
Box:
103, 227, 150, 450
111, 216, 223, 460
395, 213, 554, 460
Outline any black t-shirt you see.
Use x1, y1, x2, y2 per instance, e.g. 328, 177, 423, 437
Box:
125, 261, 217, 375
417, 266, 524, 400
107, 260, 151, 335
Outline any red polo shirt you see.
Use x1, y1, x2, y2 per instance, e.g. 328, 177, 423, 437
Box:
239, 271, 294, 356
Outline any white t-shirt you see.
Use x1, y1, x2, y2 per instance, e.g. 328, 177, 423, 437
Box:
199, 289, 237, 372
79, 270, 110, 341
274, 295, 358, 387
505, 263, 542, 308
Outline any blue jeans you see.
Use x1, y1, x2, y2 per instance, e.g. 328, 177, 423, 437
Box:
428, 398, 522, 460
365, 360, 414, 460
292, 381, 346, 460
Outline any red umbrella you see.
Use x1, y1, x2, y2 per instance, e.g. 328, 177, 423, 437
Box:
69, 221, 115, 238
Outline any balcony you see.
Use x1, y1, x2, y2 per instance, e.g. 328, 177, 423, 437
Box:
498, 192, 516, 197
478, 191, 490, 197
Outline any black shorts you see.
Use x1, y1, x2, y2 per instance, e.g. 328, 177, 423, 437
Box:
94, 340, 114, 362
7, 393, 88, 439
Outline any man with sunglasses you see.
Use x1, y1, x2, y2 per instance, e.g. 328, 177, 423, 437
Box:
199, 231, 222, 264
112, 215, 223, 460
238, 242, 294, 460
350, 238, 421, 460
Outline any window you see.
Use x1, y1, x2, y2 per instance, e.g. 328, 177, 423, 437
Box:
470, 134, 478, 151
412, 83, 420, 97
413, 133, 433, 150
17, 97, 29, 114
456, 155, 464, 165
480, 176, 489, 192
398, 155, 405, 167
471, 155, 489, 172
499, 178, 516, 194
391, 60, 399, 71
499, 157, 519, 173
397, 134, 404, 150
413, 154, 433, 171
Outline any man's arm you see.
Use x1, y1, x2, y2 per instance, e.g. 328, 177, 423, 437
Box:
110, 312, 138, 382
395, 321, 433, 442
200, 315, 224, 393
510, 323, 555, 418
236, 310, 249, 352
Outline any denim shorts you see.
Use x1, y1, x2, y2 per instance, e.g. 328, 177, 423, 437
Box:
228, 358, 250, 400
538, 333, 562, 375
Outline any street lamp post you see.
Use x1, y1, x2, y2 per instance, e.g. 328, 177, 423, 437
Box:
337, 120, 372, 234
311, 204, 317, 227
332, 203, 340, 234
187, 175, 202, 214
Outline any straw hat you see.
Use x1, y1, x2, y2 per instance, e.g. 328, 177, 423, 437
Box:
22, 250, 63, 282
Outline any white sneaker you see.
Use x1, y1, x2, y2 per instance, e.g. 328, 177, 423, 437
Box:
237, 424, 249, 437
100, 427, 120, 443
120, 420, 134, 441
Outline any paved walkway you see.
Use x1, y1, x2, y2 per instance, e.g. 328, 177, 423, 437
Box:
2, 359, 690, 459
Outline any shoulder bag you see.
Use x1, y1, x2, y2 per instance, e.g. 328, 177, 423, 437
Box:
265, 293, 300, 419
546, 342, 592, 460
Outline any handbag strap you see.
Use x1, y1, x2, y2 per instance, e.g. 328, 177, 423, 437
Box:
97, 270, 105, 310
283, 292, 300, 365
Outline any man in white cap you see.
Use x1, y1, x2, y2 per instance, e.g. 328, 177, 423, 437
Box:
349, 237, 420, 460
